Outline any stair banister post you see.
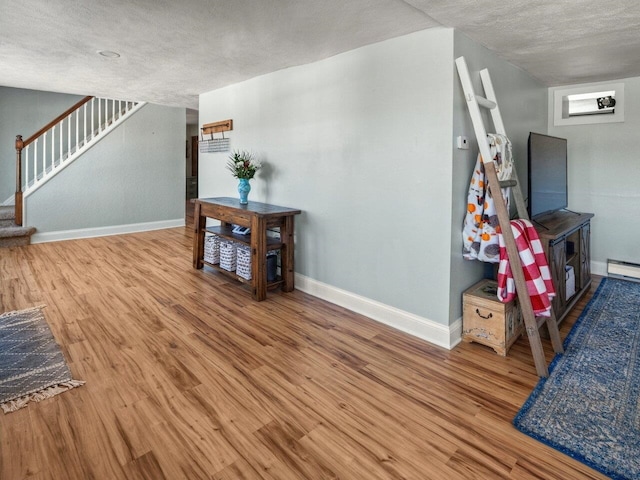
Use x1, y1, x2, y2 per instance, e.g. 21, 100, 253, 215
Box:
15, 135, 23, 226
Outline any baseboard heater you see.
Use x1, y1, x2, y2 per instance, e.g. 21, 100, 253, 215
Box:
607, 259, 640, 283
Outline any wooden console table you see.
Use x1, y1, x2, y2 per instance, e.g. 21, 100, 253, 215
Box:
192, 197, 301, 301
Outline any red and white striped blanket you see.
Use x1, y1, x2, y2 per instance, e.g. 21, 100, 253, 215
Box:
497, 219, 555, 317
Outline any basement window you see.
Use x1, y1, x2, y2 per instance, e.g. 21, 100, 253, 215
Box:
553, 83, 624, 126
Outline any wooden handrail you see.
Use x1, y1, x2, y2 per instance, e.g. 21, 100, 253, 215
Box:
22, 96, 93, 147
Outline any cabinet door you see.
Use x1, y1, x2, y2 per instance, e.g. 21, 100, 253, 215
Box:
549, 238, 567, 315
580, 222, 591, 289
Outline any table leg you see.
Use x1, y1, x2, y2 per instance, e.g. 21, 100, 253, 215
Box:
251, 215, 267, 301
193, 202, 205, 269
281, 216, 295, 292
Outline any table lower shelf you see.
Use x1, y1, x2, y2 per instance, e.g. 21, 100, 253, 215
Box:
205, 226, 283, 250
202, 261, 284, 290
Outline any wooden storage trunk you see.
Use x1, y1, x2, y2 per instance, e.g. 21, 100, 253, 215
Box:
462, 279, 523, 356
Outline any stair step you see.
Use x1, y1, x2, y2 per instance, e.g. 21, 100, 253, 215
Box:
0, 206, 15, 227
0, 225, 36, 238
0, 205, 14, 220
0, 225, 36, 248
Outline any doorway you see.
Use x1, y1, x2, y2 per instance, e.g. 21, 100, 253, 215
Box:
185, 134, 198, 226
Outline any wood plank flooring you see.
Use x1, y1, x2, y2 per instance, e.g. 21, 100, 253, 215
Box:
0, 227, 606, 479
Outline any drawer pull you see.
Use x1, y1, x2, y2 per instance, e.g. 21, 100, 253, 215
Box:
475, 308, 493, 319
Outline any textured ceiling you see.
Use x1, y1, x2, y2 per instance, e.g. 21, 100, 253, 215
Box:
409, 0, 640, 86
1, 0, 639, 110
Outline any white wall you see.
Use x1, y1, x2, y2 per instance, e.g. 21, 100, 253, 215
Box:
0, 87, 85, 203
549, 76, 640, 272
449, 32, 548, 323
26, 103, 186, 236
200, 28, 456, 329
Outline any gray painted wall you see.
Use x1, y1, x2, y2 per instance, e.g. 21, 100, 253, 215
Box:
449, 31, 548, 323
198, 27, 550, 329
0, 87, 84, 203
26, 103, 186, 232
548, 77, 640, 270
199, 28, 456, 325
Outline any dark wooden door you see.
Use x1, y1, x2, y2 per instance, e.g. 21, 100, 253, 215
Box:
549, 238, 567, 315
580, 223, 591, 289
191, 136, 198, 178
185, 136, 200, 226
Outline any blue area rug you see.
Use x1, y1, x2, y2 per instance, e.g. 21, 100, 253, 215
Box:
0, 306, 84, 413
514, 277, 640, 479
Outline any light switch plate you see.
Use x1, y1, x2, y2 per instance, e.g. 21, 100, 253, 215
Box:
457, 136, 469, 150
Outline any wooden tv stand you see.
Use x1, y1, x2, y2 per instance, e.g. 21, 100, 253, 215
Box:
533, 210, 593, 325
192, 197, 301, 301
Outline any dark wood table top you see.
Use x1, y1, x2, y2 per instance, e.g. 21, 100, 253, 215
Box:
195, 197, 301, 217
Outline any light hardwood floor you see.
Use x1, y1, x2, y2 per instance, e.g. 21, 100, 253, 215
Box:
0, 227, 605, 479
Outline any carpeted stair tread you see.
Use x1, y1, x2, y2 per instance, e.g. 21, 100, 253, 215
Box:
0, 208, 16, 228
0, 218, 36, 247
0, 225, 36, 238
0, 206, 15, 222
0, 207, 36, 246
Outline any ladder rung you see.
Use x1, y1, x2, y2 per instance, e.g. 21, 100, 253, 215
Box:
498, 180, 517, 188
467, 93, 497, 110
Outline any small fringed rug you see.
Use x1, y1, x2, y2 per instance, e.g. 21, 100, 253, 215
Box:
0, 306, 84, 413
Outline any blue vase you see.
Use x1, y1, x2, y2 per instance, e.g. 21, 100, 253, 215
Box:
238, 178, 251, 204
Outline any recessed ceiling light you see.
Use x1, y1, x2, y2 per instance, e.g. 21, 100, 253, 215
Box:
98, 50, 120, 58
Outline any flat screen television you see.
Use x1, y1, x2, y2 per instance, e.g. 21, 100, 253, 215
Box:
527, 132, 568, 218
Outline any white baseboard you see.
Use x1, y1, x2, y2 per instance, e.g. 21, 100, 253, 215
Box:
30, 218, 185, 243
591, 260, 607, 277
293, 259, 610, 350
1, 196, 14, 206
295, 273, 462, 350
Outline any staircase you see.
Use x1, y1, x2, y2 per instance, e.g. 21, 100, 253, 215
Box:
0, 206, 35, 247
7, 96, 146, 236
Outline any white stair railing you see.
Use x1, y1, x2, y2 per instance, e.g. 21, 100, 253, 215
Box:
14, 97, 146, 225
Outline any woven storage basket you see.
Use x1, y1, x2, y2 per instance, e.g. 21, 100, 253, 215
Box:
236, 245, 252, 280
219, 240, 237, 271
204, 234, 220, 264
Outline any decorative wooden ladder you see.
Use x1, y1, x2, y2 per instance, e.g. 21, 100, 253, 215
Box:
455, 56, 563, 377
